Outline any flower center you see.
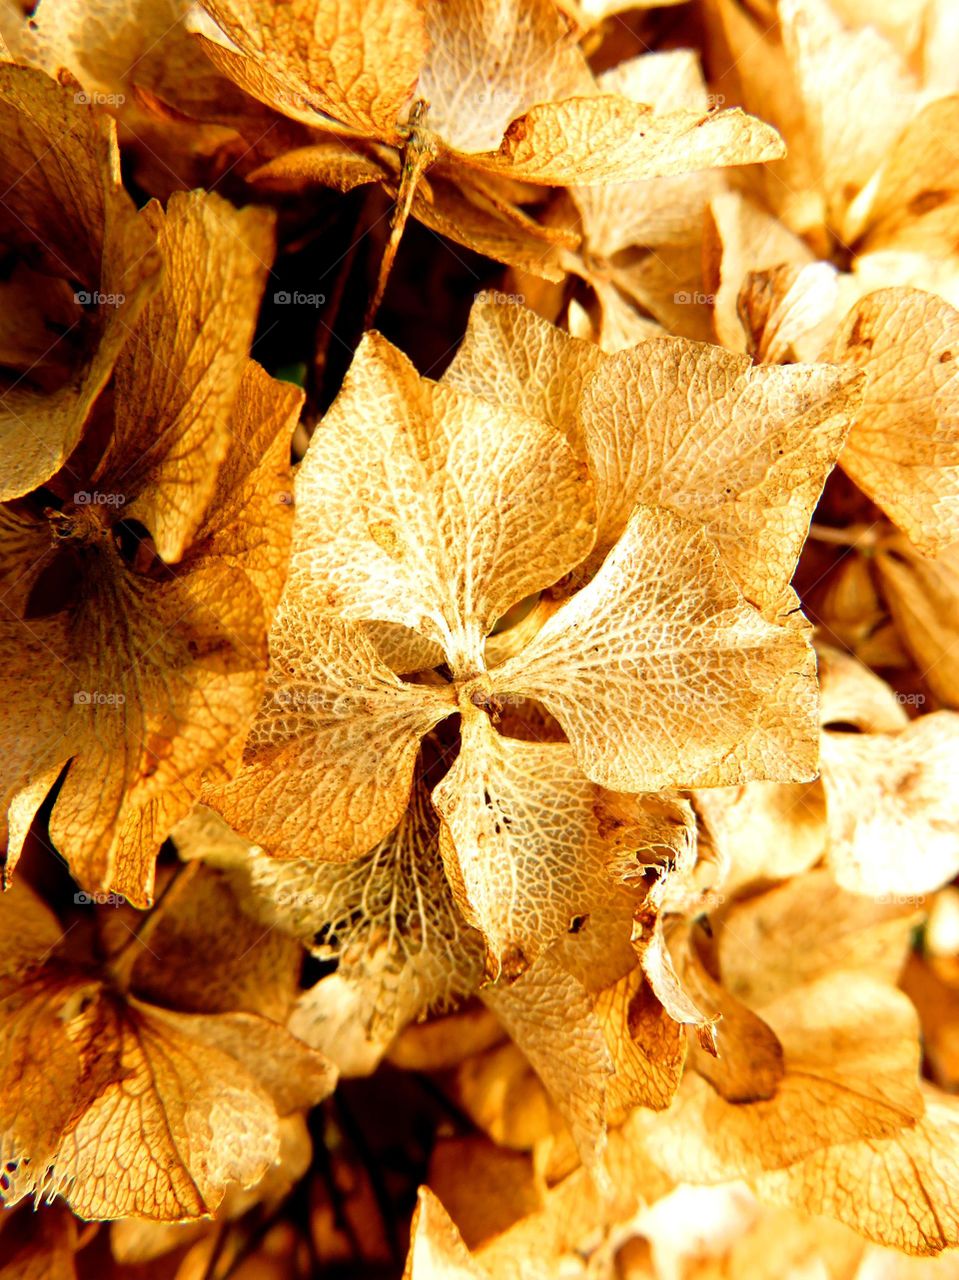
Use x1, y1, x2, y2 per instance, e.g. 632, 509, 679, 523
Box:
455, 673, 503, 722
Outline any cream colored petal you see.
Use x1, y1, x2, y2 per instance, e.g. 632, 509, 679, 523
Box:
645, 972, 923, 1182
716, 870, 920, 1009
580, 278, 666, 354
404, 1186, 487, 1280
778, 0, 919, 225
816, 643, 909, 733
580, 337, 861, 613
191, 776, 482, 1063
433, 704, 663, 977
862, 96, 959, 263
482, 949, 613, 1168
418, 0, 592, 153
204, 607, 453, 861
829, 288, 959, 554
463, 94, 783, 186
736, 261, 841, 364
291, 331, 596, 674
442, 297, 603, 457
572, 52, 722, 259
633, 910, 716, 1051
493, 504, 817, 792
706, 190, 815, 354
195, 0, 426, 138
875, 536, 959, 708
821, 711, 959, 898
693, 778, 826, 897
755, 1086, 959, 1254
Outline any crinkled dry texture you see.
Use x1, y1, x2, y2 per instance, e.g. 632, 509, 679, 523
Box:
602, 791, 699, 901
645, 971, 924, 1183
415, 0, 591, 154
2, 549, 265, 903
471, 94, 784, 186
483, 950, 612, 1169
197, 0, 782, 186
820, 710, 959, 898
108, 189, 275, 562
493, 504, 818, 792
433, 706, 665, 977
287, 783, 482, 1070
288, 331, 596, 674
195, 0, 426, 137
197, 359, 303, 619
192, 0, 784, 291
176, 791, 480, 1045
204, 609, 452, 861
0, 0, 254, 124
1, 348, 300, 904
2, 993, 301, 1220
579, 339, 861, 615
559, 54, 729, 350
0, 877, 333, 1222
0, 64, 160, 501
598, 967, 687, 1119
443, 298, 603, 457
571, 53, 722, 259
546, 884, 642, 998
755, 1087, 959, 1255
828, 289, 959, 555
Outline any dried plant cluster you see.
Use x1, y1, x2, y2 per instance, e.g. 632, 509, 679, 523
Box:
1, 0, 959, 1277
